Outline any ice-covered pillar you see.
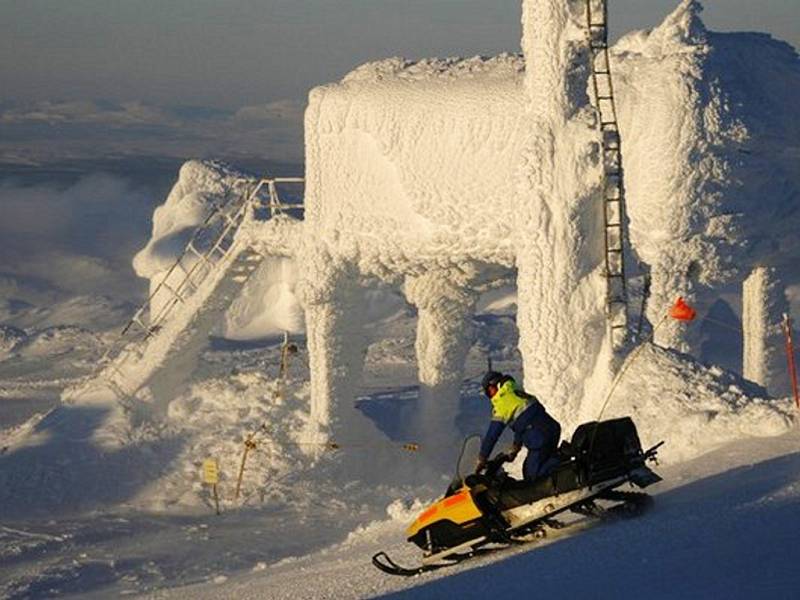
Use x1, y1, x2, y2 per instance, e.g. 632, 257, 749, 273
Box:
296, 249, 369, 438
743, 266, 791, 397
405, 272, 478, 439
516, 0, 608, 427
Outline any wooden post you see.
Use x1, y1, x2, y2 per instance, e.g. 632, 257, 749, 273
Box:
234, 439, 256, 500
278, 331, 298, 403
212, 484, 220, 515
783, 313, 799, 408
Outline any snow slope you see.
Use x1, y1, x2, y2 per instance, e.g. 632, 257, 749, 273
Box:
144, 428, 800, 599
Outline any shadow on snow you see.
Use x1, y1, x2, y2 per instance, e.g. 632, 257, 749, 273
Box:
382, 451, 800, 599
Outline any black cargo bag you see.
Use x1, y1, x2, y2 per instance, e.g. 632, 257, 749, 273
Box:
570, 417, 643, 483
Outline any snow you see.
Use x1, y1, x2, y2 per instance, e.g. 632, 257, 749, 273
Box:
148, 429, 800, 600
133, 160, 250, 321
223, 257, 305, 340
1, 0, 800, 598
599, 342, 793, 463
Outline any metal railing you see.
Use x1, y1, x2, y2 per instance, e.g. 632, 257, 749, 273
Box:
82, 177, 304, 400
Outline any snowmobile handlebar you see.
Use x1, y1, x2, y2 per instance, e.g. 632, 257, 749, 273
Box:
479, 452, 515, 476
643, 441, 664, 463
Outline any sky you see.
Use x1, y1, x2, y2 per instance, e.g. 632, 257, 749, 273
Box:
0, 0, 798, 165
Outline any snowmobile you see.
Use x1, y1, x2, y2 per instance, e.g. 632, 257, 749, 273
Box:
373, 416, 663, 576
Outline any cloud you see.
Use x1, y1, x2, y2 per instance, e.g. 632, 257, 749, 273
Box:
0, 100, 176, 127
233, 100, 305, 123
0, 98, 306, 165
0, 174, 156, 299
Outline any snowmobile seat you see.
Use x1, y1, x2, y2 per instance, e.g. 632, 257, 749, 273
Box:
489, 457, 584, 511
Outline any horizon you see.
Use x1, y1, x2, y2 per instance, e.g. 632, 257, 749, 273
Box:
1, 0, 798, 167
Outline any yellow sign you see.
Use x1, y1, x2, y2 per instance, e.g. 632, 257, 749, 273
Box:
202, 458, 219, 485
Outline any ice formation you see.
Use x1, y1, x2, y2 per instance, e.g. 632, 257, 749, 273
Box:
742, 266, 792, 396
300, 0, 613, 434
295, 0, 799, 435
133, 160, 250, 320
121, 0, 799, 453
612, 1, 800, 353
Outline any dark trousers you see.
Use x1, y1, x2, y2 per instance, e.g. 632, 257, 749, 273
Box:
521, 421, 561, 481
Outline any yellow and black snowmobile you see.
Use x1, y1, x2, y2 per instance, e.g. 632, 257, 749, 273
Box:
373, 417, 662, 576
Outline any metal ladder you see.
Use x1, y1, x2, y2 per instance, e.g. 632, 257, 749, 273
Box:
84, 177, 304, 400
586, 0, 629, 349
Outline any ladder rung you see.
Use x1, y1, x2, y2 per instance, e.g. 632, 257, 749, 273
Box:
597, 95, 613, 101
607, 247, 623, 253
594, 70, 610, 76
160, 282, 185, 302
605, 222, 623, 228
186, 243, 205, 260
589, 23, 606, 28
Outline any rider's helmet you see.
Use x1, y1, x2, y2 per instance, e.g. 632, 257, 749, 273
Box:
481, 371, 504, 398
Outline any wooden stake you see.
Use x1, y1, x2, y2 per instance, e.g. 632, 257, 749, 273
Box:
213, 483, 220, 515
235, 440, 256, 500
783, 313, 799, 409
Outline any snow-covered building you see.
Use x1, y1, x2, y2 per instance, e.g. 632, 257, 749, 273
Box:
131, 0, 799, 441
299, 0, 614, 435
295, 0, 800, 432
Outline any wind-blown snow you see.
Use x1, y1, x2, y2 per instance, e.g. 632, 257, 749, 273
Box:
600, 343, 794, 463
223, 257, 305, 340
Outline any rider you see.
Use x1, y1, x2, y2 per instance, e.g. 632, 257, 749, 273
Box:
475, 371, 561, 481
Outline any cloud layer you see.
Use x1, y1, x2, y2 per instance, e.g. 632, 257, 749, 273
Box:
0, 98, 306, 166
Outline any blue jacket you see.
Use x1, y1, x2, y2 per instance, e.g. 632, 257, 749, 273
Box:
479, 380, 558, 460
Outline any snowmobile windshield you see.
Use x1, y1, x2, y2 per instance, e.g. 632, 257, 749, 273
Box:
455, 434, 482, 485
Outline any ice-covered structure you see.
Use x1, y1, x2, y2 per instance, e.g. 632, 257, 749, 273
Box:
299, 0, 613, 435
295, 0, 799, 433
130, 0, 798, 441
612, 3, 800, 384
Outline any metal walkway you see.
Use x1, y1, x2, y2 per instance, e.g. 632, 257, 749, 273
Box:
586, 0, 629, 349
73, 177, 304, 402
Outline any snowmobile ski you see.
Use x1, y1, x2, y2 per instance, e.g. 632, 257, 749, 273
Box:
371, 546, 499, 577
